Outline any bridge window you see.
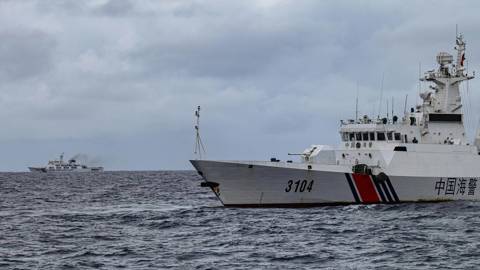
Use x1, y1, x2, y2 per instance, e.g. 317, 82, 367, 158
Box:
369, 132, 375, 141
342, 133, 348, 141
387, 132, 393, 141
356, 133, 362, 141
349, 133, 355, 141
377, 132, 386, 141
362, 132, 369, 141
394, 132, 401, 141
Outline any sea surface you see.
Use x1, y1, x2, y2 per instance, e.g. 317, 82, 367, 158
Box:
1, 171, 480, 269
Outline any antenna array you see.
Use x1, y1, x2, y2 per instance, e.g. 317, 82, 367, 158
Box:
194, 106, 206, 159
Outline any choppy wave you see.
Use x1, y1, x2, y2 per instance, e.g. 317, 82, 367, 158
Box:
1, 171, 480, 269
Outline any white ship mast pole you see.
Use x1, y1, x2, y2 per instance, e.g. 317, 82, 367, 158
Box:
386, 99, 389, 121
194, 106, 206, 160
377, 73, 384, 119
355, 82, 359, 122
392, 97, 394, 118
403, 94, 408, 116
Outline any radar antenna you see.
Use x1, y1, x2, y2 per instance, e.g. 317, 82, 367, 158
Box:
194, 106, 206, 159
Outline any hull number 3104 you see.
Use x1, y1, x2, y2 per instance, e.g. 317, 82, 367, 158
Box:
285, 180, 314, 192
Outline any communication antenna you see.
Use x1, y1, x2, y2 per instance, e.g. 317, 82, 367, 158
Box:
391, 97, 394, 117
194, 106, 206, 159
386, 99, 389, 121
355, 82, 359, 122
404, 94, 408, 116
377, 73, 385, 119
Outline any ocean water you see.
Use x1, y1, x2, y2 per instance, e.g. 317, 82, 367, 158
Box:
1, 171, 480, 269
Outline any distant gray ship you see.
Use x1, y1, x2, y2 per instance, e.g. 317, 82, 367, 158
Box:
29, 153, 103, 173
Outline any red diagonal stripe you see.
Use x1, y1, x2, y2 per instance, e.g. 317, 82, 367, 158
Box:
352, 174, 380, 203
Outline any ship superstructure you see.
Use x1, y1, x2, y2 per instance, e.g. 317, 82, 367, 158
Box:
191, 34, 480, 206
335, 33, 474, 173
29, 153, 103, 173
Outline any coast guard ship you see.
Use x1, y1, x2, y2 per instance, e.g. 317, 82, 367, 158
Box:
191, 34, 480, 206
29, 153, 104, 173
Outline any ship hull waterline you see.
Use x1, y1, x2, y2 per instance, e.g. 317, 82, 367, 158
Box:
190, 160, 480, 207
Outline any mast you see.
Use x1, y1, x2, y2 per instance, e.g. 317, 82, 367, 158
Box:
355, 82, 359, 122
415, 32, 475, 145
456, 33, 466, 76
194, 106, 206, 159
420, 32, 473, 114
392, 97, 394, 119
377, 73, 384, 119
386, 99, 389, 121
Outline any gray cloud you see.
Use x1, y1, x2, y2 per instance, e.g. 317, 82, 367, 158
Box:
94, 0, 134, 17
0, 29, 55, 80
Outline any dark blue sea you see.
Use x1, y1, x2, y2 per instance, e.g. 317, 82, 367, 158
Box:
1, 171, 480, 269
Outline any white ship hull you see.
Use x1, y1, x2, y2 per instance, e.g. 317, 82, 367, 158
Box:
191, 160, 480, 206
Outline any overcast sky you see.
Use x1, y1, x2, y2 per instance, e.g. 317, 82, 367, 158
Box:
1, 0, 480, 171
